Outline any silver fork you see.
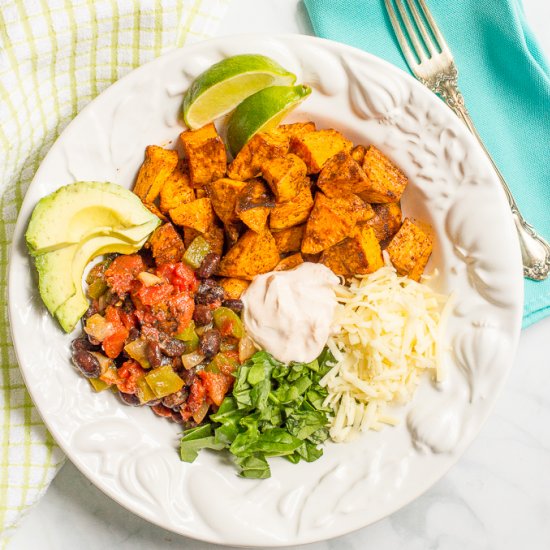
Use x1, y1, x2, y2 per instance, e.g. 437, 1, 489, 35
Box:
385, 0, 550, 281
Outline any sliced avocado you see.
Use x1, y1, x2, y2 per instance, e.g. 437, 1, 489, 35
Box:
103, 218, 160, 244
35, 244, 79, 315
55, 234, 149, 333
31, 218, 160, 255
26, 181, 159, 255
34, 219, 158, 318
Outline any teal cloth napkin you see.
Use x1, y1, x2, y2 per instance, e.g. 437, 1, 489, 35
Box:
304, 0, 550, 328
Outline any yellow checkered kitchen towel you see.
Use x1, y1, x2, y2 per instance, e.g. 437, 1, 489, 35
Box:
0, 0, 228, 543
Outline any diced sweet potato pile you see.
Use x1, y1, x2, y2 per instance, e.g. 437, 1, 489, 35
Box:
133, 121, 433, 290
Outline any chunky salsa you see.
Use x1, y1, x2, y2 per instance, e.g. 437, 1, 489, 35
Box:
71, 237, 254, 427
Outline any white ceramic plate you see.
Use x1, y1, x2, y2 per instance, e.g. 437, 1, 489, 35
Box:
9, 35, 523, 546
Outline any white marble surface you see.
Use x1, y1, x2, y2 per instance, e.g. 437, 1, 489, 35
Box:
9, 0, 550, 548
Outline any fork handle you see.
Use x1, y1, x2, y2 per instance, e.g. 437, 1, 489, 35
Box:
436, 80, 550, 281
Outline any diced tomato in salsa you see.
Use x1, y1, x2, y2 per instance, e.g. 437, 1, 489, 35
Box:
116, 360, 146, 394
218, 319, 236, 337
102, 306, 130, 358
198, 371, 234, 407
168, 292, 195, 333
119, 310, 137, 330
104, 305, 121, 324
156, 263, 198, 293
134, 282, 174, 307
104, 254, 146, 295
186, 377, 206, 414
103, 328, 129, 358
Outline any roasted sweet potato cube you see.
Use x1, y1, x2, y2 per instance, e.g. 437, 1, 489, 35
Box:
269, 182, 314, 230
144, 202, 168, 221
217, 229, 279, 279
228, 132, 288, 181
206, 224, 225, 256
133, 145, 179, 204
147, 222, 185, 265
301, 192, 369, 254
357, 202, 375, 223
261, 154, 307, 202
169, 197, 214, 233
359, 146, 408, 203
289, 129, 353, 174
237, 207, 269, 233
235, 180, 274, 233
159, 161, 195, 214
236, 179, 275, 211
363, 202, 402, 245
180, 123, 227, 188
317, 151, 371, 197
320, 225, 383, 277
184, 224, 224, 255
219, 278, 250, 300
272, 224, 305, 254
270, 122, 316, 141
208, 178, 247, 225
274, 253, 304, 272
387, 218, 433, 281
351, 145, 366, 164
183, 226, 199, 248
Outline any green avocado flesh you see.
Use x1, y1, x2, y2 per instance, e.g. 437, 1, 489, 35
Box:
36, 229, 152, 317
27, 181, 160, 333
26, 181, 158, 254
54, 234, 150, 333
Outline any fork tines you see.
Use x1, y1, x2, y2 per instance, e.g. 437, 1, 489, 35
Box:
384, 0, 451, 67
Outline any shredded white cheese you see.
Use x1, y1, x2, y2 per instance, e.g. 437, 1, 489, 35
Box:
322, 266, 452, 443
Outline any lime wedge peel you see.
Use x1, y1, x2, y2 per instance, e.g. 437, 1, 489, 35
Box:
227, 84, 312, 156
183, 54, 297, 130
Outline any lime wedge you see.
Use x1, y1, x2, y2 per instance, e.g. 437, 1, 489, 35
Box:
183, 54, 297, 129
227, 85, 312, 156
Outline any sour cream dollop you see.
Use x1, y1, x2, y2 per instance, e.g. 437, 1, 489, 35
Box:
241, 262, 339, 364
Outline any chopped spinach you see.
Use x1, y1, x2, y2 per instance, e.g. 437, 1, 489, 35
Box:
180, 350, 334, 478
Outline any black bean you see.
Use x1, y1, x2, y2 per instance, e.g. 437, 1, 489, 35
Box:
171, 356, 184, 373
158, 335, 187, 357
199, 278, 218, 292
180, 368, 196, 386
119, 391, 141, 406
71, 337, 96, 352
171, 410, 184, 424
199, 329, 221, 358
83, 303, 98, 320
127, 327, 140, 342
222, 299, 243, 313
196, 253, 220, 279
195, 279, 224, 305
193, 304, 213, 326
87, 333, 101, 346
72, 349, 101, 378
121, 296, 134, 313
162, 388, 189, 410
151, 403, 172, 418
146, 340, 163, 368
145, 398, 162, 407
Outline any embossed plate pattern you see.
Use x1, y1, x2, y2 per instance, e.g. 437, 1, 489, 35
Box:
8, 35, 523, 546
